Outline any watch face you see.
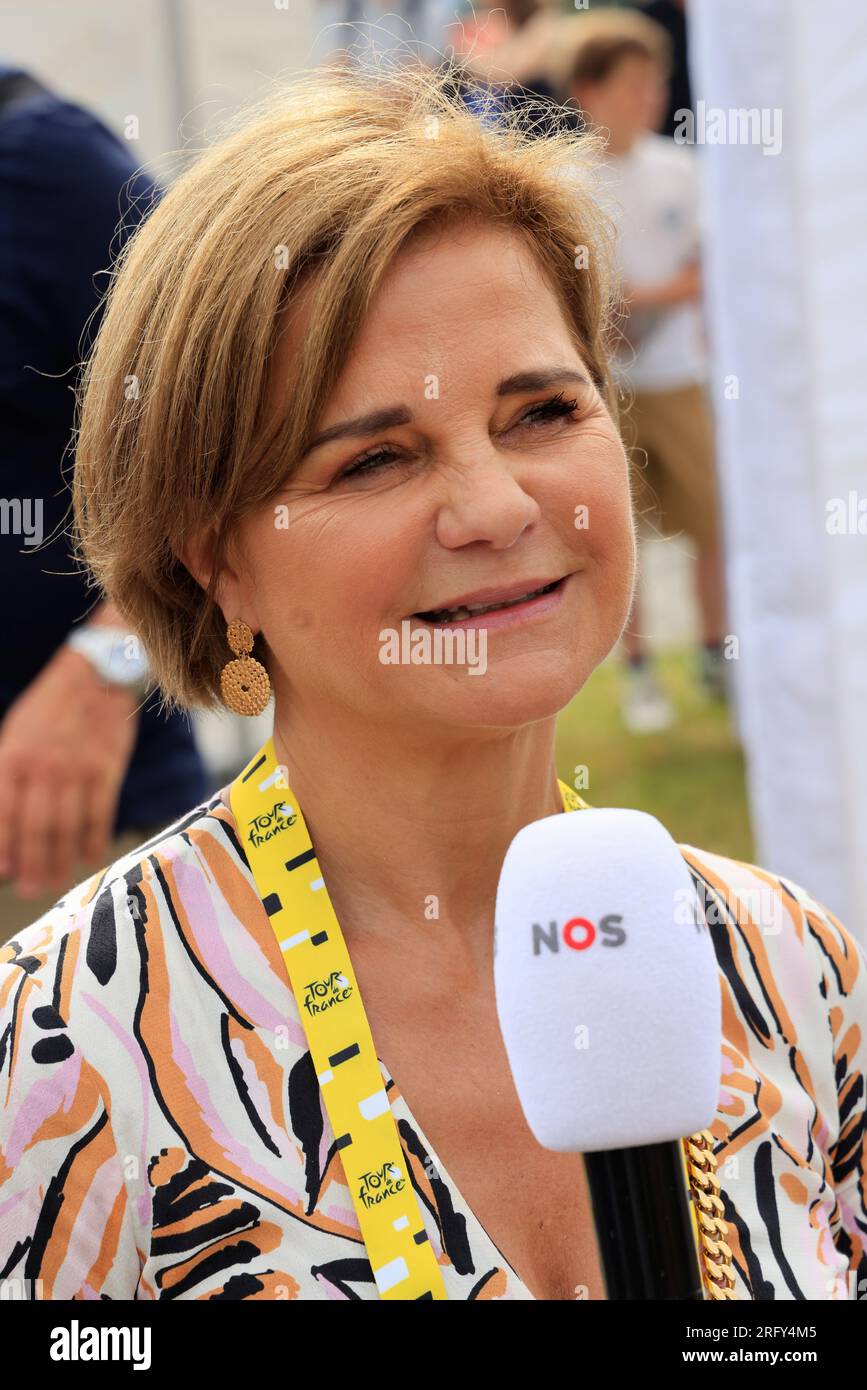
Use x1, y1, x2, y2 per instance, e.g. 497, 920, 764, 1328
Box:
69, 627, 150, 688
106, 643, 149, 685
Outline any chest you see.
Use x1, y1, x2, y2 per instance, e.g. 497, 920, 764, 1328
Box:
355, 958, 608, 1301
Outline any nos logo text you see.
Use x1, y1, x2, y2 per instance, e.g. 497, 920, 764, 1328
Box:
532, 915, 626, 955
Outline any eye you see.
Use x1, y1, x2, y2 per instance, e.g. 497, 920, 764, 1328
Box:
517, 390, 584, 429
338, 445, 405, 483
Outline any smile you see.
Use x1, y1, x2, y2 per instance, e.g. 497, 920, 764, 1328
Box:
412, 575, 571, 630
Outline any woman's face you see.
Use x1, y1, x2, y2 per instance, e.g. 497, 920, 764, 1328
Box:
225, 220, 636, 734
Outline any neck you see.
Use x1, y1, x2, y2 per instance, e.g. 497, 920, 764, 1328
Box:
605, 133, 635, 156
267, 702, 565, 974
586, 118, 638, 157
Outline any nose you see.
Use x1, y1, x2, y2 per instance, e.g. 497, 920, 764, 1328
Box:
433, 450, 542, 551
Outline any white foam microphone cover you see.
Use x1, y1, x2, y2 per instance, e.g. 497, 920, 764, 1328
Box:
494, 807, 721, 1152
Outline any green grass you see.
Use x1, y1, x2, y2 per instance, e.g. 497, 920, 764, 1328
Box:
555, 645, 755, 863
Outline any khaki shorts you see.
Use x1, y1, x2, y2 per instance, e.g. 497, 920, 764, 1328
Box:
0, 823, 164, 946
621, 381, 723, 551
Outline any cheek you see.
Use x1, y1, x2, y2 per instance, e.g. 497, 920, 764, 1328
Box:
587, 480, 635, 565
258, 507, 407, 635
557, 432, 634, 553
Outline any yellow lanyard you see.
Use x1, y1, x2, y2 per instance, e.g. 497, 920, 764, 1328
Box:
230, 735, 589, 1299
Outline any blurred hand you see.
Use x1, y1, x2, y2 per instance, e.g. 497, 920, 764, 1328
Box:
623, 261, 702, 315
668, 259, 702, 303
0, 645, 140, 898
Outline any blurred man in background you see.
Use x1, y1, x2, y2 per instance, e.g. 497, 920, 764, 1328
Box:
566, 11, 729, 733
0, 64, 207, 941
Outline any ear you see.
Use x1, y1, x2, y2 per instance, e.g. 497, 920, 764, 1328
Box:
570, 80, 594, 113
174, 523, 256, 631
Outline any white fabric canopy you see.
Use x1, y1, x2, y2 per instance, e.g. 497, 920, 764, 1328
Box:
688, 0, 867, 939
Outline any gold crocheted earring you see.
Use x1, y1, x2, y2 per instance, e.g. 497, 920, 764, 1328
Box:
220, 618, 271, 716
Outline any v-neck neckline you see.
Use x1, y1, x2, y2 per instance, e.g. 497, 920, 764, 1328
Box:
218, 777, 542, 1299
373, 1052, 537, 1301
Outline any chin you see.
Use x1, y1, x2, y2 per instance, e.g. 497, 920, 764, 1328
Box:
426, 657, 592, 728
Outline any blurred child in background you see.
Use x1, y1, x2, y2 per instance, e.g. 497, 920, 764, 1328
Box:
566, 9, 729, 733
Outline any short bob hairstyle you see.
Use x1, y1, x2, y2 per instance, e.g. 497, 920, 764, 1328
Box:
72, 56, 623, 714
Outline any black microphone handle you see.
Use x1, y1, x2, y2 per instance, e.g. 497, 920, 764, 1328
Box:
582, 1140, 705, 1299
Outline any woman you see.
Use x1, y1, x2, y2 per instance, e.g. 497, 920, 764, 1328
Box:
0, 60, 864, 1302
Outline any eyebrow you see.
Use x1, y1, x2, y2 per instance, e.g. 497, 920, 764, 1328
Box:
303, 365, 592, 454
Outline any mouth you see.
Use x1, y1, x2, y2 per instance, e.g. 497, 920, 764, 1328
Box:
411, 574, 571, 629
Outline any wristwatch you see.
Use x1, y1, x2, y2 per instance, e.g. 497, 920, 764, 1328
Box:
64, 624, 152, 699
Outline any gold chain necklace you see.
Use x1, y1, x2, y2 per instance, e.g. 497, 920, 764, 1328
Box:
683, 1130, 737, 1298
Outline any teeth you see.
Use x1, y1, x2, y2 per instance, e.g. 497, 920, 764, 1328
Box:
425, 582, 555, 623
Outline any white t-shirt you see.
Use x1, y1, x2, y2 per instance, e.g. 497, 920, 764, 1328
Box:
593, 133, 708, 392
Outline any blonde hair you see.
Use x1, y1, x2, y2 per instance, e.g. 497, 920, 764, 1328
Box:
72, 56, 623, 713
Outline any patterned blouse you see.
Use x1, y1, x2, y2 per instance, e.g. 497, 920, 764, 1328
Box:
1, 785, 865, 1300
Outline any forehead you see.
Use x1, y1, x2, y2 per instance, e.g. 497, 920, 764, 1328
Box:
270, 221, 572, 394
608, 51, 660, 83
